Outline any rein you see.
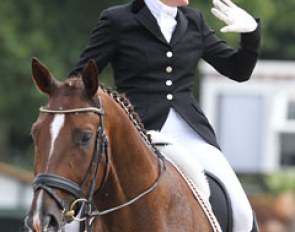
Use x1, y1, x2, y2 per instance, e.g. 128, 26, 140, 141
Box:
32, 96, 166, 231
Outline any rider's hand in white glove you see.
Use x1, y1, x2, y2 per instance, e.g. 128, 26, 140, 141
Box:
211, 0, 257, 33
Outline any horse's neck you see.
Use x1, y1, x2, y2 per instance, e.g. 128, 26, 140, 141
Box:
97, 102, 159, 207
110, 124, 158, 195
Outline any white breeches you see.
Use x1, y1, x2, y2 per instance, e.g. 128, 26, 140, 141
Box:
161, 108, 253, 232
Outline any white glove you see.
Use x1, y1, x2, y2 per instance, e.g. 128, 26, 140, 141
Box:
211, 0, 257, 33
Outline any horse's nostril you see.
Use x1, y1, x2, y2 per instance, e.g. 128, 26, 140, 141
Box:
23, 213, 62, 232
44, 214, 59, 231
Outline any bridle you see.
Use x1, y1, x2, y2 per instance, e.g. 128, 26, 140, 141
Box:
32, 97, 166, 231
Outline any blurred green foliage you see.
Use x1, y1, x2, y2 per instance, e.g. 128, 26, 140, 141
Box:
0, 0, 294, 169
265, 170, 295, 194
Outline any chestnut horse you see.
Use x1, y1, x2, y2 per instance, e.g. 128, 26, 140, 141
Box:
23, 58, 218, 232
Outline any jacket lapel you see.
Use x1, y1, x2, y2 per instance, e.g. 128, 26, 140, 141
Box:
132, 0, 169, 45
170, 9, 188, 46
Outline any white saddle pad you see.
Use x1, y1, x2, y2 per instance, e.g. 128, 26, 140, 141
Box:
148, 130, 211, 202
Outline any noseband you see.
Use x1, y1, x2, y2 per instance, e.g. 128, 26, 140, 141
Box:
32, 97, 166, 231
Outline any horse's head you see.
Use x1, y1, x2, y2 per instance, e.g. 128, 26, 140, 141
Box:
25, 58, 108, 231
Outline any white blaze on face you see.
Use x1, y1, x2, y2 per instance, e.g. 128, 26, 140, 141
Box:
32, 191, 44, 231
48, 114, 65, 167
32, 114, 66, 228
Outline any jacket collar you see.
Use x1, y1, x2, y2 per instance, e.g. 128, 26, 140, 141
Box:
131, 0, 145, 13
131, 0, 188, 46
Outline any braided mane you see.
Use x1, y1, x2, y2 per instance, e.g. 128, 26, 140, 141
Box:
100, 85, 152, 146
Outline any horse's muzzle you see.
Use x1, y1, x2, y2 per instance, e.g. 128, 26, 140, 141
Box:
23, 208, 66, 232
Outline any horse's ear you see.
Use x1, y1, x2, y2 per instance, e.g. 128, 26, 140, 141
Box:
81, 59, 99, 98
32, 57, 57, 95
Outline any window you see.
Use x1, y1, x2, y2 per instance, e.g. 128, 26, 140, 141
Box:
280, 133, 295, 166
216, 93, 264, 173
274, 96, 295, 168
287, 100, 295, 120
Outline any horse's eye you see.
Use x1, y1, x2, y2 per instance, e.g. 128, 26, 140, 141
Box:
77, 133, 93, 146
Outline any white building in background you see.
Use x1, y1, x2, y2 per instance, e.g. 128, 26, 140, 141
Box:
200, 60, 295, 173
0, 162, 33, 230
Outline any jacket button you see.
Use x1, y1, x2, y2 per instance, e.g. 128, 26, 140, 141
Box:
167, 94, 173, 100
166, 51, 173, 58
166, 80, 173, 86
166, 66, 173, 73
